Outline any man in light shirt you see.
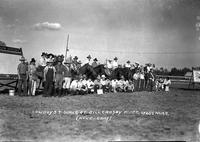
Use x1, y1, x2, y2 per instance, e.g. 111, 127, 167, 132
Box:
112, 57, 118, 70
82, 55, 92, 66
163, 77, 171, 91
39, 52, 47, 67
124, 60, 131, 68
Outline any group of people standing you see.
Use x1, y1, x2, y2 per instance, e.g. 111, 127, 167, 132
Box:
17, 52, 170, 97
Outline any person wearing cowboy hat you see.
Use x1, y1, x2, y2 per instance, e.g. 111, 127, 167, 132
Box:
106, 59, 113, 69
124, 60, 131, 68
17, 56, 28, 96
38, 52, 47, 67
92, 58, 99, 68
148, 68, 155, 92
54, 56, 66, 96
28, 58, 37, 96
43, 59, 56, 97
82, 55, 92, 66
72, 56, 79, 65
63, 60, 72, 95
112, 57, 118, 70
117, 75, 126, 92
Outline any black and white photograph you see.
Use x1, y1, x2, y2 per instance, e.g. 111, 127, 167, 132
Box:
0, 0, 200, 141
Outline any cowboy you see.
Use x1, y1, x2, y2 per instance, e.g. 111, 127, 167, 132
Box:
125, 80, 135, 92
111, 79, 118, 93
133, 69, 140, 91
163, 77, 171, 91
125, 60, 131, 68
72, 56, 79, 65
86, 78, 95, 94
63, 60, 72, 95
92, 58, 98, 68
148, 68, 155, 92
77, 75, 87, 95
82, 55, 92, 66
94, 75, 102, 93
100, 74, 107, 93
28, 58, 37, 96
116, 76, 126, 92
70, 76, 79, 95
17, 56, 28, 96
38, 52, 47, 67
55, 56, 65, 96
139, 68, 145, 91
43, 59, 56, 97
135, 62, 140, 70
112, 57, 118, 70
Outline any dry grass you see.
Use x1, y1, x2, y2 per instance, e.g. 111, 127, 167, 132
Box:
0, 85, 200, 142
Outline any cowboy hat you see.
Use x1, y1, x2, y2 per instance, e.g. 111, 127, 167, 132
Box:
114, 57, 118, 60
41, 52, 46, 56
93, 58, 98, 61
127, 60, 130, 63
101, 74, 106, 78
73, 56, 78, 60
19, 56, 25, 61
30, 58, 36, 63
87, 55, 91, 59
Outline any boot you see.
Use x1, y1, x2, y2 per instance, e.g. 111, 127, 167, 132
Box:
62, 89, 66, 96
54, 88, 58, 96
58, 89, 62, 97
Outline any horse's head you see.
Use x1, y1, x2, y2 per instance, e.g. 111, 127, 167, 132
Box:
79, 64, 97, 80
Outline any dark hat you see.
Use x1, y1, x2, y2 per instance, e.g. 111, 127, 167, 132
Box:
93, 58, 98, 61
41, 52, 46, 56
57, 56, 63, 62
47, 53, 54, 58
87, 55, 91, 59
135, 62, 139, 65
73, 56, 78, 60
19, 56, 25, 61
114, 57, 118, 60
30, 58, 36, 63
127, 60, 130, 63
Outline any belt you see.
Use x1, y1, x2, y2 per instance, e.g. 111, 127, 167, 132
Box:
20, 73, 26, 75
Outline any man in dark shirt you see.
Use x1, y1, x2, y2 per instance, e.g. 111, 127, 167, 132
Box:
17, 56, 28, 96
55, 57, 65, 96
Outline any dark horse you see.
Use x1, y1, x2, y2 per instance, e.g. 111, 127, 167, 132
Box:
111, 67, 136, 80
77, 64, 107, 80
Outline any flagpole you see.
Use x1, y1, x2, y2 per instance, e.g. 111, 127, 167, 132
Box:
65, 34, 69, 62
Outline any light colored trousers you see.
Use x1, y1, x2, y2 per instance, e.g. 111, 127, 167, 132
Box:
63, 77, 72, 89
28, 80, 37, 95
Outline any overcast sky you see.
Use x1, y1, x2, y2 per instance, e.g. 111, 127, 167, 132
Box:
0, 0, 200, 73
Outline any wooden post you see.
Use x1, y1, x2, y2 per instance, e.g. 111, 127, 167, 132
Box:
65, 34, 69, 62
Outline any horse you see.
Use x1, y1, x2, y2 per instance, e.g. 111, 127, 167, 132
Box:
111, 67, 136, 80
79, 64, 97, 80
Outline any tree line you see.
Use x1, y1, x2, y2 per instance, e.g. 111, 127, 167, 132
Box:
154, 67, 192, 76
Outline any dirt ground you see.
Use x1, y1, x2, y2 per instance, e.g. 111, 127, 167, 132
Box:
0, 83, 200, 142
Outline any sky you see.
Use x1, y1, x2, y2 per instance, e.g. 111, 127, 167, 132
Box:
0, 0, 200, 73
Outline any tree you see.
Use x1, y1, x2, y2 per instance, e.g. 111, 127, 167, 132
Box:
0, 41, 6, 46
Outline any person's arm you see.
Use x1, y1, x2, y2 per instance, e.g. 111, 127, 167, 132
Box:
17, 64, 21, 79
43, 67, 47, 81
53, 67, 56, 82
